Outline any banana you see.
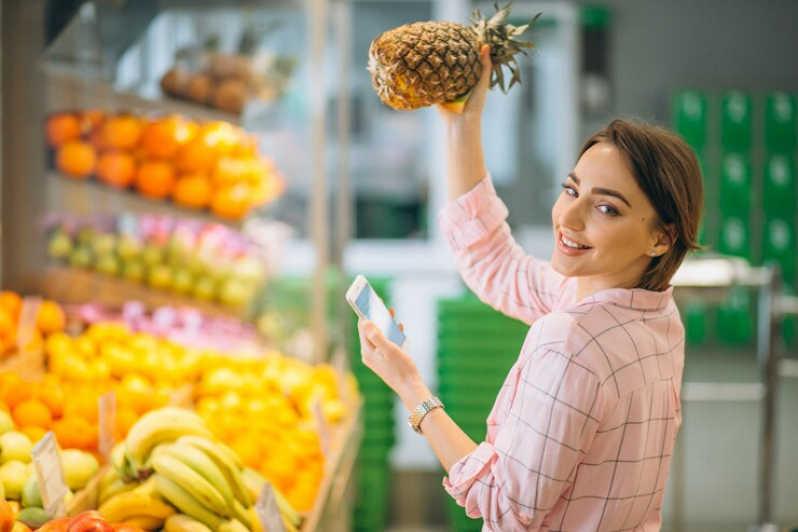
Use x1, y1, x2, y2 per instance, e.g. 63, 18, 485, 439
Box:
124, 408, 213, 479
120, 515, 167, 531
218, 519, 248, 532
157, 442, 236, 512
241, 467, 301, 527
98, 477, 139, 506
231, 500, 251, 530
153, 474, 226, 532
98, 490, 176, 523
176, 436, 251, 508
151, 453, 230, 517
164, 514, 214, 532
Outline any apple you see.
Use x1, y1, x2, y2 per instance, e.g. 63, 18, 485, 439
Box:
20, 474, 42, 508
67, 512, 114, 532
68, 246, 93, 268
0, 412, 14, 436
186, 254, 210, 277
231, 256, 266, 284
0, 432, 33, 464
147, 264, 173, 290
218, 278, 251, 307
116, 236, 142, 261
95, 255, 120, 276
16, 507, 51, 530
47, 230, 73, 260
76, 228, 97, 246
36, 518, 70, 532
59, 449, 99, 491
0, 461, 28, 500
121, 261, 145, 283
165, 236, 189, 267
192, 275, 217, 301
90, 234, 117, 258
170, 268, 193, 295
140, 245, 165, 268
0, 498, 14, 532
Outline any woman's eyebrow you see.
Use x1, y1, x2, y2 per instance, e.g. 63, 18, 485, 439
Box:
568, 172, 632, 208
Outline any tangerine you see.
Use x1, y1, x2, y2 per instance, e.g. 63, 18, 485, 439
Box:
210, 183, 252, 220
56, 140, 97, 179
0, 291, 22, 321
80, 109, 106, 131
140, 116, 194, 159
0, 374, 32, 410
96, 151, 137, 189
36, 299, 66, 335
0, 310, 17, 354
200, 122, 240, 157
52, 415, 95, 450
175, 137, 219, 174
33, 384, 65, 418
134, 160, 176, 200
19, 425, 47, 444
97, 115, 142, 150
45, 113, 82, 148
173, 173, 213, 209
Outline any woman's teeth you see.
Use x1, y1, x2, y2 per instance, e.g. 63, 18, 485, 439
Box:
562, 235, 590, 249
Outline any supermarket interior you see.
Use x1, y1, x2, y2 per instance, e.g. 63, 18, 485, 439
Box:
1, 1, 798, 532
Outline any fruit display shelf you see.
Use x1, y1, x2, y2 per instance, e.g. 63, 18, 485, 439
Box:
40, 267, 249, 320
44, 172, 242, 229
43, 62, 241, 126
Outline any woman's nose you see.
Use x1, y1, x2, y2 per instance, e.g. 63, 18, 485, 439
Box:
557, 199, 586, 232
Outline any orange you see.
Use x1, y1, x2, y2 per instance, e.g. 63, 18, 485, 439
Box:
0, 401, 9, 414
97, 115, 142, 150
33, 384, 65, 418
200, 122, 240, 157
0, 310, 17, 354
45, 113, 82, 148
36, 299, 66, 335
0, 373, 31, 409
114, 406, 138, 440
63, 393, 99, 424
80, 109, 106, 131
173, 173, 213, 209
52, 415, 95, 450
212, 157, 265, 186
210, 183, 252, 220
12, 399, 52, 428
19, 425, 47, 445
175, 138, 219, 174
0, 291, 22, 321
229, 437, 262, 469
56, 140, 97, 179
134, 160, 176, 200
96, 151, 137, 189
140, 116, 194, 159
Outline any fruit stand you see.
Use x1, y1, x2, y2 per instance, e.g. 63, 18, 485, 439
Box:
0, 2, 360, 532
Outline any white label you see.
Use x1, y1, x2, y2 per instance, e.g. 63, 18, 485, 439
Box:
256, 482, 287, 532
98, 391, 117, 461
31, 432, 69, 518
118, 214, 139, 237
330, 347, 351, 404
16, 296, 42, 350
312, 397, 330, 458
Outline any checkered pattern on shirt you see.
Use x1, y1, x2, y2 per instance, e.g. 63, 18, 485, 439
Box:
438, 176, 684, 532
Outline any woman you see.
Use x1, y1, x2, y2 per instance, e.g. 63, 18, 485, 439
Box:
358, 45, 704, 531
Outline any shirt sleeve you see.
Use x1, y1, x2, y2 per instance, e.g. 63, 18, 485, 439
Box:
443, 342, 605, 531
438, 175, 570, 325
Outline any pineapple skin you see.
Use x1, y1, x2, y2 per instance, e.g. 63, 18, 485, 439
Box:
368, 21, 482, 111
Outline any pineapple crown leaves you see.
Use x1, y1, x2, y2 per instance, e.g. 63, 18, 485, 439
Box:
470, 3, 541, 93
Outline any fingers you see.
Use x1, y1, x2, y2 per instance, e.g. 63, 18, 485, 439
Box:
389, 307, 405, 332
462, 45, 492, 113
360, 319, 397, 354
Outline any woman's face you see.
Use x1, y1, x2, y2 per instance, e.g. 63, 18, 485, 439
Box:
551, 142, 668, 297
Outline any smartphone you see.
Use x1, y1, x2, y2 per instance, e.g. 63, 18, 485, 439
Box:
346, 274, 407, 348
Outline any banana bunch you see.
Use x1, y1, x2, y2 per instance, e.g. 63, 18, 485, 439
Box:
122, 407, 214, 480
148, 436, 255, 531
98, 476, 176, 531
241, 467, 301, 532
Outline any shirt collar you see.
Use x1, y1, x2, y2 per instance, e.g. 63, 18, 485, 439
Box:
576, 286, 673, 312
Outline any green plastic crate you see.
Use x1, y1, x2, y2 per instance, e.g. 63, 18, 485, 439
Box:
671, 90, 709, 150
719, 152, 752, 215
763, 154, 796, 216
764, 92, 796, 152
721, 90, 753, 151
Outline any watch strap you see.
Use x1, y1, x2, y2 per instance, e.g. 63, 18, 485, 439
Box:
407, 396, 444, 434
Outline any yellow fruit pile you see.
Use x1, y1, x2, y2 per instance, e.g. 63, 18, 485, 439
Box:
0, 291, 65, 357
193, 354, 350, 512
46, 111, 284, 220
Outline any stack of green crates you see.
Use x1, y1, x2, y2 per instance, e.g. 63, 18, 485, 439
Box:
348, 277, 396, 532
671, 89, 797, 347
436, 293, 529, 532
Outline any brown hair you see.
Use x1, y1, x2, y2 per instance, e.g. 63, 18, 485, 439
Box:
579, 119, 704, 292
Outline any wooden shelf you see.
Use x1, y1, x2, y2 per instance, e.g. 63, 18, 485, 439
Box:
42, 61, 242, 125
45, 172, 242, 228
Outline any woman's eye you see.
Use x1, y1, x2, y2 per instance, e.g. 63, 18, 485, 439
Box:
560, 182, 577, 197
597, 204, 619, 216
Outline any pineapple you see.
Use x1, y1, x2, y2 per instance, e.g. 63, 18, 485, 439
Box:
368, 3, 539, 112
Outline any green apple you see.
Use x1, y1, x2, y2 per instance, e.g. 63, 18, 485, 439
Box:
117, 236, 142, 261
90, 233, 117, 258
68, 245, 93, 268
0, 461, 28, 500
192, 275, 217, 301
76, 227, 97, 245
121, 260, 145, 283
219, 277, 251, 307
0, 432, 33, 464
21, 474, 42, 508
147, 264, 173, 290
59, 449, 99, 491
232, 256, 266, 284
171, 268, 193, 295
47, 229, 73, 260
0, 411, 14, 436
141, 244, 165, 268
186, 254, 210, 277
95, 255, 120, 276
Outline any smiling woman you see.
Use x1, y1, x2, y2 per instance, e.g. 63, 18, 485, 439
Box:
358, 46, 706, 532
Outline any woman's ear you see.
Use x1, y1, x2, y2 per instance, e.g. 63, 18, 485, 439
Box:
650, 223, 675, 257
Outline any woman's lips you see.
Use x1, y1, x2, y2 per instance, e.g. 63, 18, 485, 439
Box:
556, 231, 593, 256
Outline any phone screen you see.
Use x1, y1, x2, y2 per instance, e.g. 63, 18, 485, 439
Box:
354, 282, 406, 347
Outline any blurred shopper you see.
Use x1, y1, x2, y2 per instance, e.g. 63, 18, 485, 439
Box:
358, 46, 704, 531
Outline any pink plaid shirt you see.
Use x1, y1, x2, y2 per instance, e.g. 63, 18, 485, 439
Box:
438, 176, 684, 531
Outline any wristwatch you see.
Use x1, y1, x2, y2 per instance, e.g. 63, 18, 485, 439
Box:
407, 396, 444, 434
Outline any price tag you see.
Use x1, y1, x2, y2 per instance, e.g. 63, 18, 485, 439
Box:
256, 481, 287, 532
31, 432, 68, 518
330, 346, 351, 403
117, 213, 139, 238
98, 391, 117, 461
312, 397, 330, 458
16, 297, 42, 351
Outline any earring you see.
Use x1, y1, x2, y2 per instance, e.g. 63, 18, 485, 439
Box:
650, 252, 657, 257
